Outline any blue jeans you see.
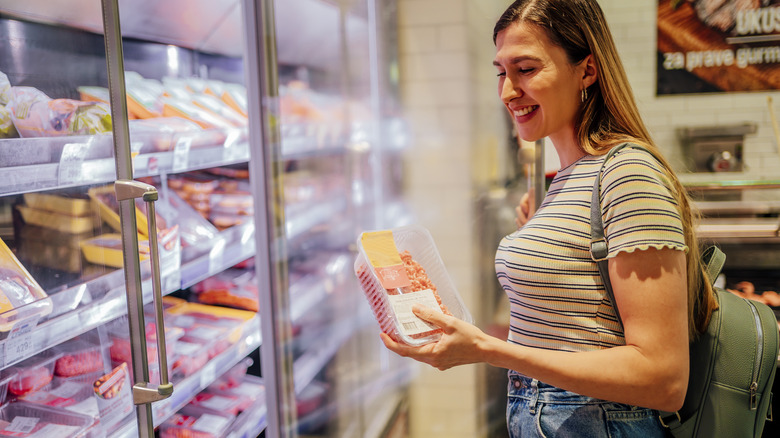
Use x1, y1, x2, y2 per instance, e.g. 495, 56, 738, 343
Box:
506, 372, 668, 438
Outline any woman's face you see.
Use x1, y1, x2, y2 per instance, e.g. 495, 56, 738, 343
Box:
494, 22, 585, 148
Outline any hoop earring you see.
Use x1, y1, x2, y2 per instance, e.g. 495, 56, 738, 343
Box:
581, 87, 588, 103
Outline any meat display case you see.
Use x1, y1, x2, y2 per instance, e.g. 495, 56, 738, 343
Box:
0, 0, 412, 437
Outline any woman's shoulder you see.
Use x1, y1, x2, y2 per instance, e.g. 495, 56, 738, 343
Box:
600, 144, 666, 183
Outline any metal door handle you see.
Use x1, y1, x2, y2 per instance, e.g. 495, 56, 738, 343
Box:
115, 180, 174, 404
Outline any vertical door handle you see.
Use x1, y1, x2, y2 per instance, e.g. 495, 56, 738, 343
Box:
115, 180, 174, 404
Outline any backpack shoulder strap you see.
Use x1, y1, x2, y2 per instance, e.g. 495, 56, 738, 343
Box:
589, 142, 652, 330
701, 245, 726, 285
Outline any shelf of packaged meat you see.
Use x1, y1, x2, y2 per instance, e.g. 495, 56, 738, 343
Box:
111, 314, 264, 437
0, 123, 362, 197
0, 182, 349, 368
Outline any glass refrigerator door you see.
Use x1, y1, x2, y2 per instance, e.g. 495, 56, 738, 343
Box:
254, 0, 416, 436
0, 1, 266, 437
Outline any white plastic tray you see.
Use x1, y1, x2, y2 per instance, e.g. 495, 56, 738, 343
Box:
354, 224, 472, 346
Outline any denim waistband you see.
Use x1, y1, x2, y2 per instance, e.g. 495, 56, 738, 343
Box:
507, 371, 606, 405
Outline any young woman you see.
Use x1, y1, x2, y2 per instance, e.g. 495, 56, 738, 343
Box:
381, 0, 718, 436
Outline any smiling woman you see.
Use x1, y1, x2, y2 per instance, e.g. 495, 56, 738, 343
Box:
379, 1, 719, 437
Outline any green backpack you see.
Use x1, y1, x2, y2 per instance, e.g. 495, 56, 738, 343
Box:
590, 143, 779, 437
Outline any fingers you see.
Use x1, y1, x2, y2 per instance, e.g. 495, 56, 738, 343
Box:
515, 192, 532, 228
412, 304, 454, 332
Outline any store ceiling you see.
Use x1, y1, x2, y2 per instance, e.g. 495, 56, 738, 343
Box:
0, 0, 366, 71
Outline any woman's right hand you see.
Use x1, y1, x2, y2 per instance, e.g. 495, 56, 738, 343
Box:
515, 190, 536, 228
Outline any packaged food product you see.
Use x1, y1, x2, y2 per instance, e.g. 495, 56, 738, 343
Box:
158, 408, 235, 438
190, 94, 247, 127
80, 233, 148, 268
0, 373, 13, 406
76, 86, 110, 105
16, 206, 99, 234
125, 73, 164, 119
52, 339, 107, 378
19, 380, 92, 409
161, 97, 234, 131
0, 105, 17, 139
16, 229, 89, 274
297, 381, 328, 417
209, 358, 251, 391
192, 270, 259, 312
0, 401, 93, 438
5, 351, 60, 396
7, 87, 112, 138
128, 116, 203, 152
187, 392, 244, 416
354, 224, 472, 346
207, 374, 264, 413
0, 72, 11, 106
220, 84, 248, 118
0, 238, 52, 331
22, 193, 92, 217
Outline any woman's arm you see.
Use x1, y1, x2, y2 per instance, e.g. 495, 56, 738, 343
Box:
381, 247, 689, 412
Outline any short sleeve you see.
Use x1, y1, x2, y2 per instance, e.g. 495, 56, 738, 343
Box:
600, 148, 687, 258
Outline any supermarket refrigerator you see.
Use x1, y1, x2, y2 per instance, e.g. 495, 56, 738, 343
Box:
0, 0, 412, 437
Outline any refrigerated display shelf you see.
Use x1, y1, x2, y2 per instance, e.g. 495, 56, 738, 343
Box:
296, 365, 412, 435
0, 190, 348, 369
293, 310, 376, 396
113, 314, 262, 437
0, 139, 249, 197
0, 127, 366, 197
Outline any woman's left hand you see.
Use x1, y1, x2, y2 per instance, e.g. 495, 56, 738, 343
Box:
380, 304, 489, 371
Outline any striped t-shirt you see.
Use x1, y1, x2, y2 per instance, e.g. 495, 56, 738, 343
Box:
495, 148, 687, 352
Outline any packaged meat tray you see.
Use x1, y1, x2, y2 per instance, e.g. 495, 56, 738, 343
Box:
22, 193, 93, 217
4, 351, 60, 397
16, 206, 99, 234
354, 224, 472, 346
192, 270, 259, 312
52, 339, 108, 378
0, 238, 53, 333
158, 406, 235, 438
207, 374, 264, 413
0, 401, 93, 438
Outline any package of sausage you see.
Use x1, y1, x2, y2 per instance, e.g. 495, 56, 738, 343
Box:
354, 224, 472, 346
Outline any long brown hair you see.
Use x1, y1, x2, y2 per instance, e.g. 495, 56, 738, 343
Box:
494, 0, 717, 341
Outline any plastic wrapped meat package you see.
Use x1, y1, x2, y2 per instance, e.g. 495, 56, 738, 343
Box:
108, 322, 181, 384
0, 401, 94, 438
166, 172, 253, 230
19, 377, 101, 422
51, 338, 109, 379
208, 375, 264, 414
354, 224, 472, 346
192, 269, 260, 312
0, 238, 52, 334
158, 406, 235, 438
165, 303, 254, 377
3, 351, 61, 397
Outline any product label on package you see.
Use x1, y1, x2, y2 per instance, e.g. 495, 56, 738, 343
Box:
3, 416, 38, 434
387, 289, 443, 336
192, 413, 231, 434
94, 363, 133, 431
28, 424, 81, 438
361, 231, 410, 289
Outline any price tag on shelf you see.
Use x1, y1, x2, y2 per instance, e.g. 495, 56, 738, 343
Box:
208, 235, 227, 274
58, 142, 88, 185
3, 315, 40, 367
222, 129, 245, 162
172, 136, 192, 172
200, 361, 217, 389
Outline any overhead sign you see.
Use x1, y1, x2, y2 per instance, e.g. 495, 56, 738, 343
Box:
657, 0, 780, 95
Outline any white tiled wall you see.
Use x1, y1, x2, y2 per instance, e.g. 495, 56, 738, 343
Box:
396, 1, 780, 437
